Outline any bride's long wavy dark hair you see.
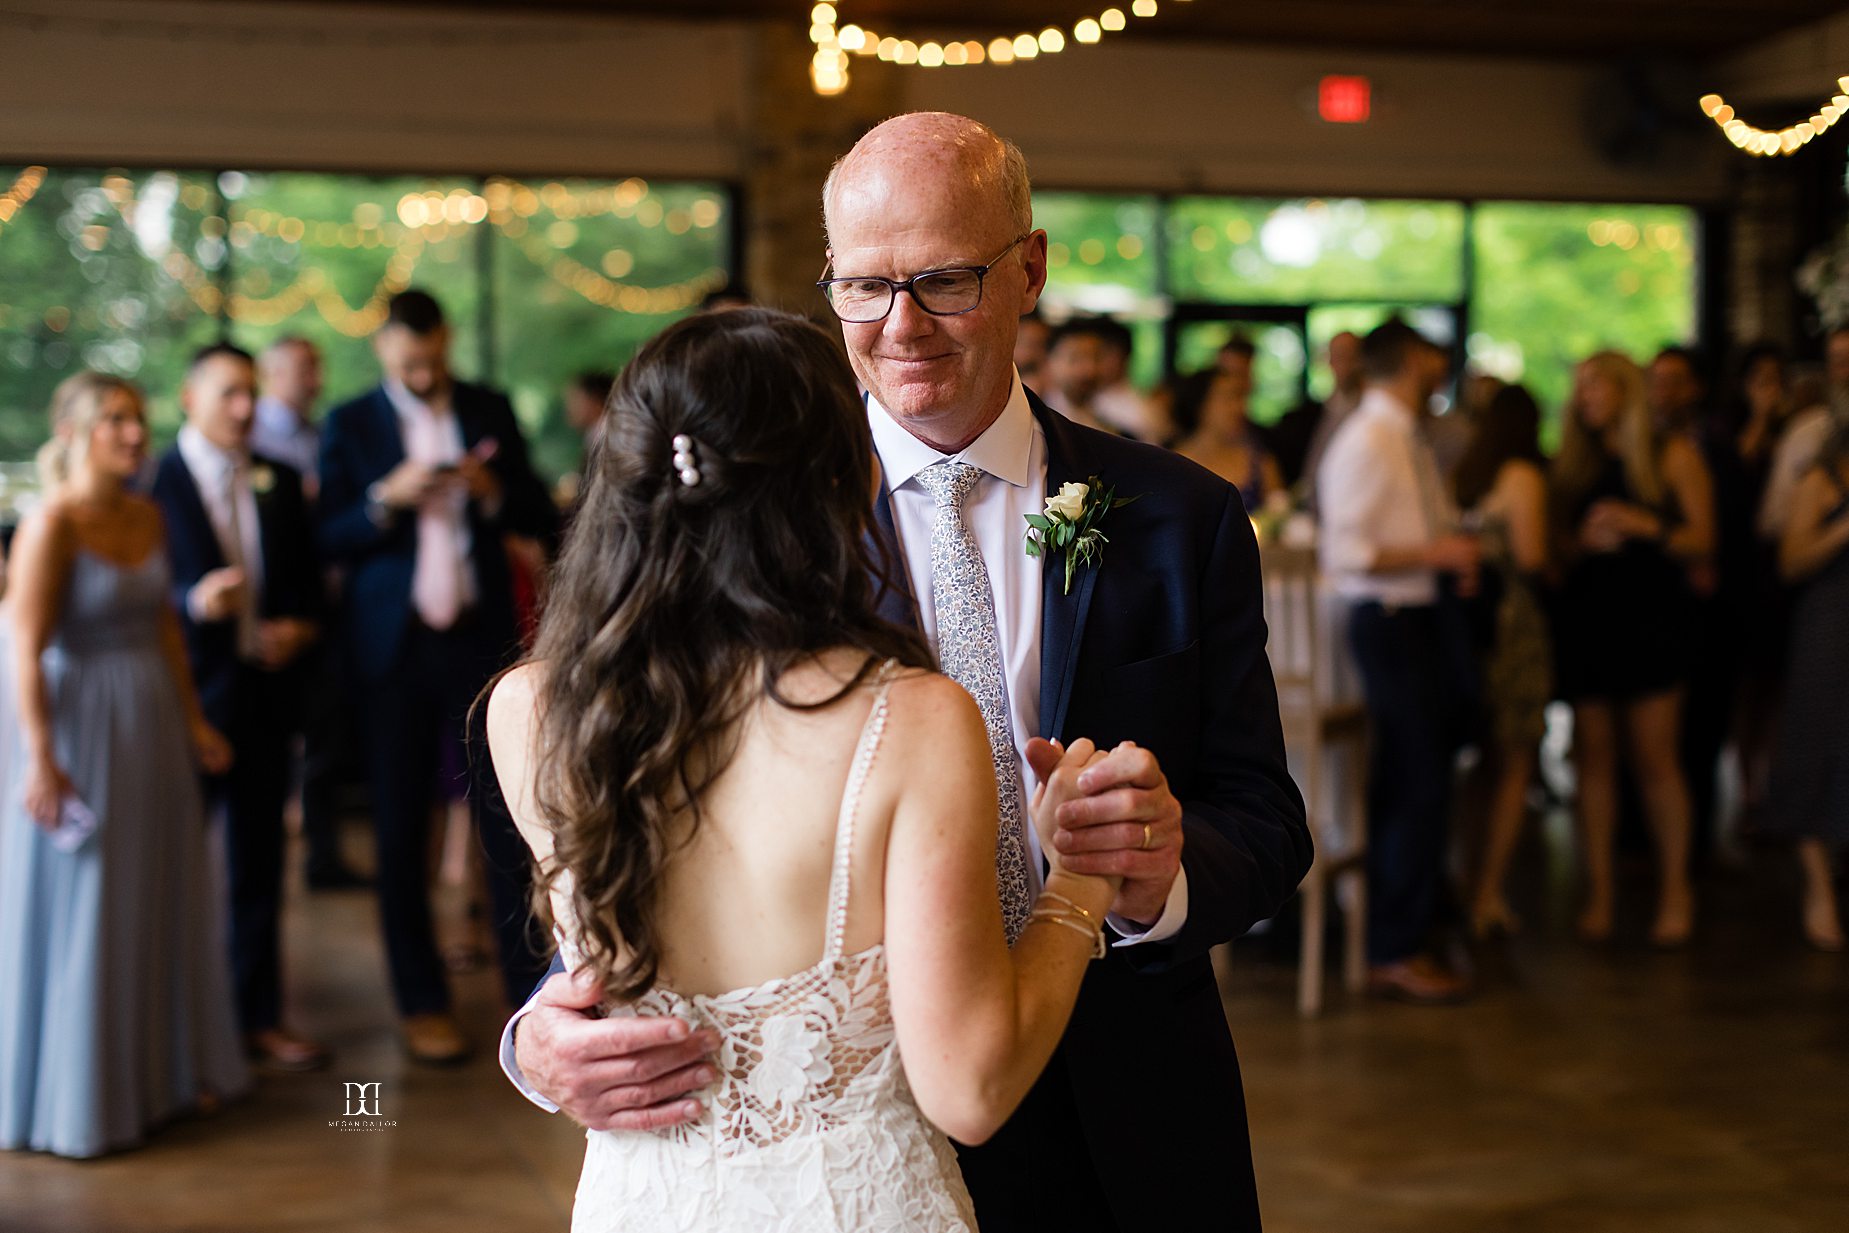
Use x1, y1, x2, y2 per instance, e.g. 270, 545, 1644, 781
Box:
511, 307, 932, 1001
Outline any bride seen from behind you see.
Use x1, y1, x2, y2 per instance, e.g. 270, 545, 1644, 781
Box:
485, 307, 1120, 1230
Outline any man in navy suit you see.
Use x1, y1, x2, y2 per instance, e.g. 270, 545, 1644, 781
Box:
154, 342, 329, 1073
319, 290, 558, 1064
500, 115, 1309, 1230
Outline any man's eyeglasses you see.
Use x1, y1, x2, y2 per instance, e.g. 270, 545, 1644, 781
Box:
816, 235, 1028, 324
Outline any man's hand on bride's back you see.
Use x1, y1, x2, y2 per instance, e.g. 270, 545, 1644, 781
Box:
515, 968, 721, 1132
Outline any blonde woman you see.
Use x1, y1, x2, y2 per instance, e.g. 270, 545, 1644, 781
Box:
0, 373, 246, 1158
1551, 351, 1714, 947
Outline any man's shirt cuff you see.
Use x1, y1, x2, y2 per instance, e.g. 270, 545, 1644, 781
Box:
1107, 866, 1189, 946
499, 996, 560, 1113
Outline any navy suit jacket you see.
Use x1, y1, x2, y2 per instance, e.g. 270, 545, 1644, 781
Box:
151, 449, 322, 735
317, 382, 557, 680
871, 394, 1308, 1229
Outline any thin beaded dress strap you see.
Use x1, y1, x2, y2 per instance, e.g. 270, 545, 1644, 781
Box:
823, 659, 901, 963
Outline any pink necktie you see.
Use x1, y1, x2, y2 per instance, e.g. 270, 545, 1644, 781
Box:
410, 410, 465, 630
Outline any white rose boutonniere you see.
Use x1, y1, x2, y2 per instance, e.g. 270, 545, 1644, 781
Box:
1023, 473, 1144, 595
249, 464, 276, 497
1045, 481, 1089, 521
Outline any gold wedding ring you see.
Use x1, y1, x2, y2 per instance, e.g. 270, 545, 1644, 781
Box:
1140, 822, 1153, 850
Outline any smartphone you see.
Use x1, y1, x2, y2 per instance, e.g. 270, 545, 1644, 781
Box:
50, 793, 97, 854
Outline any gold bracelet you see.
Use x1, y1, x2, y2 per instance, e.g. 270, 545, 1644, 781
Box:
1037, 889, 1098, 926
1028, 907, 1107, 960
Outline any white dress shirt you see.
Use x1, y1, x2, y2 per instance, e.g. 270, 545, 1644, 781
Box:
1300, 385, 1361, 512
1317, 387, 1453, 607
177, 424, 264, 659
382, 380, 478, 616
498, 370, 1187, 1110
250, 395, 320, 485
868, 372, 1186, 948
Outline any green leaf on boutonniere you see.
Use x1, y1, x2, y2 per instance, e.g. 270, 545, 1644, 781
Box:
249, 464, 276, 497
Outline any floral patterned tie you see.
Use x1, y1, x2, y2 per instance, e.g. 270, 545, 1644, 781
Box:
914, 461, 1034, 943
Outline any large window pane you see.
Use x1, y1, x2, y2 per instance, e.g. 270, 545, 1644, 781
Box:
1469, 202, 1698, 433
0, 166, 219, 455
1033, 192, 1164, 387
491, 177, 731, 479
226, 172, 486, 415
0, 166, 736, 485
1168, 197, 1466, 305
1171, 320, 1305, 426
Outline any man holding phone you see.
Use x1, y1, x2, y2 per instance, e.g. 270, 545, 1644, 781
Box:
318, 290, 558, 1063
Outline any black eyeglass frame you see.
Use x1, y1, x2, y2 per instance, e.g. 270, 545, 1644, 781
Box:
815, 234, 1031, 323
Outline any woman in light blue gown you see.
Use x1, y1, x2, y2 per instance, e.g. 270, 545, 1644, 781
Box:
0, 372, 248, 1159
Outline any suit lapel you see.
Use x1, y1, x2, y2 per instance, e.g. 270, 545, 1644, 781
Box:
164, 453, 226, 576
370, 387, 408, 475
870, 481, 923, 633
1033, 397, 1100, 742
251, 456, 286, 615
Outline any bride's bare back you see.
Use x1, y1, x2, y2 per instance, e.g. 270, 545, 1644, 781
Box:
645, 649, 905, 995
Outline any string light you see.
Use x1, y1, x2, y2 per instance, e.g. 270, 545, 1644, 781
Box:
809, 1, 1193, 95
87, 171, 728, 332
1699, 77, 1849, 157
0, 165, 48, 233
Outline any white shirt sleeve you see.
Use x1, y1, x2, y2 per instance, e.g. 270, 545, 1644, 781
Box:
1107, 866, 1188, 946
498, 998, 561, 1113
1317, 421, 1394, 578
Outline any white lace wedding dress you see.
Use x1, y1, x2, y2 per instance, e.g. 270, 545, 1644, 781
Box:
559, 668, 979, 1232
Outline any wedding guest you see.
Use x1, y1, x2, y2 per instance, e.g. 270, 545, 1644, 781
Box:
1452, 384, 1551, 937
318, 289, 558, 1062
251, 335, 365, 892
554, 370, 615, 509
1319, 319, 1480, 1002
1014, 311, 1050, 393
251, 336, 324, 498
1171, 367, 1284, 513
1551, 351, 1712, 946
1090, 317, 1167, 442
1760, 325, 1849, 540
153, 343, 330, 1073
1720, 344, 1794, 820
1767, 422, 1849, 950
0, 373, 248, 1158
503, 111, 1308, 1233
1267, 331, 1361, 489
1299, 330, 1365, 509
1650, 346, 1736, 863
1038, 317, 1117, 434
489, 306, 1129, 1230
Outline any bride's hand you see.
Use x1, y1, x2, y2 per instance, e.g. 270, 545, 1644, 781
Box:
1026, 738, 1114, 882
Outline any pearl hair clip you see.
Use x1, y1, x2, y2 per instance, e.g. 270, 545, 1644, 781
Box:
671, 434, 701, 487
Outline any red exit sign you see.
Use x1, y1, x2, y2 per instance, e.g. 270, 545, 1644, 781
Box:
1318, 75, 1372, 123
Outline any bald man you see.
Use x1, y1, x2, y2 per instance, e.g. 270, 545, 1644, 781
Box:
500, 114, 1308, 1232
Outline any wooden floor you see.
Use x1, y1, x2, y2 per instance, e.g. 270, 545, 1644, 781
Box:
2, 813, 1845, 1232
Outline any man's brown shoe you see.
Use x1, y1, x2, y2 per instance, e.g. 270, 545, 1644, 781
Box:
402, 1013, 471, 1066
248, 1028, 332, 1073
1366, 956, 1472, 1005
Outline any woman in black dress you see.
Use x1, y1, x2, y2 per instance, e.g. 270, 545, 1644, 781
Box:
1551, 351, 1715, 947
1767, 424, 1849, 951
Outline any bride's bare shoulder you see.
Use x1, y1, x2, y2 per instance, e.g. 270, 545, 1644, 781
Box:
882, 669, 985, 748
485, 661, 548, 755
